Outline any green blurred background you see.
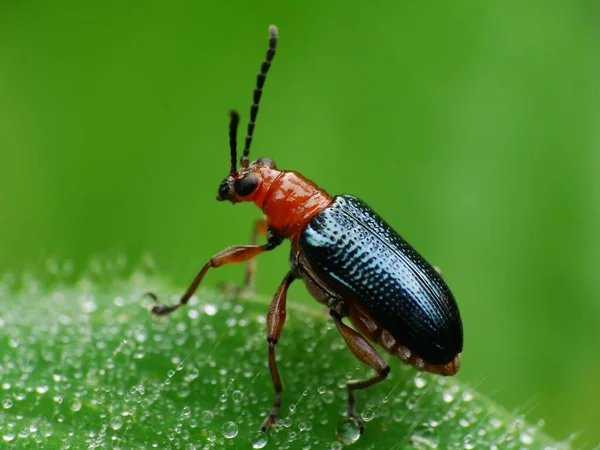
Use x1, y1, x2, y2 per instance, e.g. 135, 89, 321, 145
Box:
1, 0, 598, 447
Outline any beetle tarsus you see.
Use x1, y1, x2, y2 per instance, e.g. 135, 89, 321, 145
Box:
346, 387, 365, 433
145, 292, 178, 316
260, 400, 280, 431
144, 291, 158, 301
151, 303, 179, 316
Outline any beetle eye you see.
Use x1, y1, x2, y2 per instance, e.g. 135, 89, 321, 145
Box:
256, 157, 276, 169
234, 172, 259, 197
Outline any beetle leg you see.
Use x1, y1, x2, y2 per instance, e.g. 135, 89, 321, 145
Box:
261, 271, 296, 431
244, 217, 268, 290
149, 232, 282, 316
222, 217, 268, 297
330, 310, 390, 434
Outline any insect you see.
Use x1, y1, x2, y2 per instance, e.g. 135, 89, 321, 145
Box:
149, 25, 463, 433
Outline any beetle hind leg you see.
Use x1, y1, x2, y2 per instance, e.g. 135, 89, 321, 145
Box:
330, 310, 390, 433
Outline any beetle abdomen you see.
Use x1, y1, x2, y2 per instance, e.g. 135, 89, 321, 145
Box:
299, 195, 463, 365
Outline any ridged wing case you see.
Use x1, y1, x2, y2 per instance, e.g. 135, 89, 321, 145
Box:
299, 195, 463, 365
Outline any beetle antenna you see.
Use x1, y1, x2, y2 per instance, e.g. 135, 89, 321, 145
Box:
241, 24, 278, 168
229, 110, 240, 176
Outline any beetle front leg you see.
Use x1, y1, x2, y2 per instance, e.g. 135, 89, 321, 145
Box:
261, 271, 296, 431
330, 310, 390, 434
149, 234, 281, 316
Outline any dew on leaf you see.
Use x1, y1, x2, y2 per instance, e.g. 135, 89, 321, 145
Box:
221, 421, 238, 439
335, 417, 361, 445
70, 398, 82, 412
2, 433, 16, 442
360, 408, 375, 422
250, 431, 268, 449
232, 390, 243, 403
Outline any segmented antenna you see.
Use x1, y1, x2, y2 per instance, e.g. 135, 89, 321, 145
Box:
241, 25, 278, 168
229, 110, 240, 176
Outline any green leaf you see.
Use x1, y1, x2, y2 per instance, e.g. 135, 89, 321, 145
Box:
0, 275, 566, 449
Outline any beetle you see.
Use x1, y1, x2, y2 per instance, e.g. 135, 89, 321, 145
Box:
149, 25, 463, 433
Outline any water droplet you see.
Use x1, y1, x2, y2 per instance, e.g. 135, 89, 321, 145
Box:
442, 390, 454, 403
201, 410, 214, 423
361, 408, 375, 422
203, 304, 218, 316
3, 398, 12, 409
2, 433, 16, 442
317, 385, 326, 394
182, 406, 191, 417
280, 416, 293, 428
289, 403, 296, 413
232, 390, 244, 403
330, 441, 343, 450
410, 424, 439, 449
414, 376, 427, 389
250, 431, 268, 449
38, 421, 53, 437
70, 398, 82, 411
321, 390, 334, 404
81, 296, 97, 313
222, 421, 238, 439
111, 416, 123, 430
489, 417, 503, 429
336, 417, 361, 445
519, 432, 533, 445
536, 419, 545, 428
36, 385, 49, 394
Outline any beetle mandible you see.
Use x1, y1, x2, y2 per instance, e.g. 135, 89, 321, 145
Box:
149, 25, 463, 433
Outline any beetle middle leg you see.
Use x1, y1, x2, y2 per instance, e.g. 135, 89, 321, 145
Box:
149, 230, 282, 315
330, 310, 390, 433
261, 271, 296, 431
244, 217, 268, 290
221, 217, 268, 297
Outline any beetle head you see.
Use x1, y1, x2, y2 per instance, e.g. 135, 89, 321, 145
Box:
217, 156, 276, 203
